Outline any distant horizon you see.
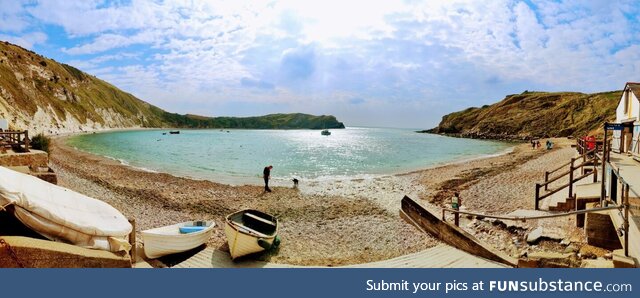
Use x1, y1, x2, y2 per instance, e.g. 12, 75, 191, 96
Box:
1, 1, 638, 128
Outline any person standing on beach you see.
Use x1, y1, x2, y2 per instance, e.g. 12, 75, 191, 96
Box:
263, 165, 273, 192
451, 192, 461, 210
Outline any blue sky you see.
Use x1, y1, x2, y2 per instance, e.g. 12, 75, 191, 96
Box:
1, 0, 640, 128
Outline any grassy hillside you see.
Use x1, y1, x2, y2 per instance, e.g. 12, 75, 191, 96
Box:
164, 113, 345, 129
424, 90, 621, 139
0, 41, 344, 134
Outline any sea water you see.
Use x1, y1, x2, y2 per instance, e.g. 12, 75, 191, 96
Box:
66, 127, 512, 185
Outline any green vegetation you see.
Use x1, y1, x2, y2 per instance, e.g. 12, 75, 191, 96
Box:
30, 133, 50, 153
0, 41, 345, 131
423, 90, 621, 139
159, 113, 345, 129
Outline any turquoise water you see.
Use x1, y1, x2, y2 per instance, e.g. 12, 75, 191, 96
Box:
66, 128, 512, 184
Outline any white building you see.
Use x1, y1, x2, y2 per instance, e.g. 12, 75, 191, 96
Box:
612, 82, 640, 153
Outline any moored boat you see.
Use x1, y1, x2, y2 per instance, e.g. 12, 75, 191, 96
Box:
225, 209, 279, 259
321, 129, 331, 136
169, 131, 180, 134
141, 220, 215, 259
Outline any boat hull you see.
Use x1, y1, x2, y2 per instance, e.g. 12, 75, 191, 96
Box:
225, 210, 278, 259
141, 221, 215, 259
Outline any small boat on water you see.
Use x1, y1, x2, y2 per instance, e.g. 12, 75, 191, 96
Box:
169, 131, 180, 134
321, 129, 331, 136
225, 209, 279, 260
141, 220, 215, 259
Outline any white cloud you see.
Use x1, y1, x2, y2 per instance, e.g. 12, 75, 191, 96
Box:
3, 0, 640, 127
0, 32, 48, 49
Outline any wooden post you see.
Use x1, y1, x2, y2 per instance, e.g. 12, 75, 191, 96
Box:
454, 211, 459, 227
23, 130, 29, 151
568, 157, 575, 198
593, 168, 597, 183
535, 183, 540, 210
442, 209, 446, 221
601, 124, 608, 204
544, 171, 549, 191
128, 218, 136, 263
624, 184, 629, 257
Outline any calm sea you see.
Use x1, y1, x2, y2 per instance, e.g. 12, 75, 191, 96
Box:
66, 127, 512, 185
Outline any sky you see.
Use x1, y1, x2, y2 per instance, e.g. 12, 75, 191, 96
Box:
1, 0, 640, 128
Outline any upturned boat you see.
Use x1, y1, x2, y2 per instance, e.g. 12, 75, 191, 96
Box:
141, 220, 215, 259
225, 209, 279, 259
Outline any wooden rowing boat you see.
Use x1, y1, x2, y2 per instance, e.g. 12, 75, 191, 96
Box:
225, 209, 279, 260
141, 220, 215, 259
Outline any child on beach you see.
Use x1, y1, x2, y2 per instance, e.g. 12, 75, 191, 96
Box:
451, 192, 461, 210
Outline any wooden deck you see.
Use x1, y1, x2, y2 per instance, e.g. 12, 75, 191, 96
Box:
172, 244, 508, 268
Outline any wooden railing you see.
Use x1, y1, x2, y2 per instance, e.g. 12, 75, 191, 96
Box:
534, 147, 600, 210
576, 137, 603, 155
442, 204, 630, 257
0, 130, 30, 152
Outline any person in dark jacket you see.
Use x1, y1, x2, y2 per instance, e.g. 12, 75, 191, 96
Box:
263, 165, 273, 192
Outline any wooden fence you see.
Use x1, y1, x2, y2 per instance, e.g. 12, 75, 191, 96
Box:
0, 130, 30, 152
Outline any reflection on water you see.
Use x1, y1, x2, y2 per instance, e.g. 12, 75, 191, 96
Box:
67, 127, 511, 183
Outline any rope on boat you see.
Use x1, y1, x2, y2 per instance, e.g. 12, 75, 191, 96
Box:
0, 201, 13, 212
443, 205, 622, 222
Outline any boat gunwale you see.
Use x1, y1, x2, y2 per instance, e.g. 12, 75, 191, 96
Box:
225, 209, 278, 238
141, 220, 215, 237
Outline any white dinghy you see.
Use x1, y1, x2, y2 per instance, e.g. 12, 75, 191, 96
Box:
0, 166, 132, 253
141, 220, 215, 259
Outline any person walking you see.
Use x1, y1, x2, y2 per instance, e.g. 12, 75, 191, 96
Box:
263, 165, 273, 192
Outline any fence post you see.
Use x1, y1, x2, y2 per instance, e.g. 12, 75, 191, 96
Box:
624, 185, 629, 257
568, 158, 575, 198
454, 211, 459, 227
535, 183, 540, 210
544, 171, 549, 191
128, 218, 137, 264
24, 130, 29, 151
601, 125, 608, 204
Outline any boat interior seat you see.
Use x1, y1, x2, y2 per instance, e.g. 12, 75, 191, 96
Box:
242, 213, 276, 235
235, 224, 271, 238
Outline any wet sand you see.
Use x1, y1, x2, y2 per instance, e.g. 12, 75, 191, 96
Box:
49, 136, 576, 266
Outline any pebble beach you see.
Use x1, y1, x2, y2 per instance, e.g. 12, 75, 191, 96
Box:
50, 136, 578, 266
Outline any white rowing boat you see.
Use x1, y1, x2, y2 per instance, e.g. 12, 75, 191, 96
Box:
141, 220, 215, 259
225, 209, 279, 260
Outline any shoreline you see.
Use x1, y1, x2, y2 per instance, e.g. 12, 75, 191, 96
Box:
49, 132, 578, 266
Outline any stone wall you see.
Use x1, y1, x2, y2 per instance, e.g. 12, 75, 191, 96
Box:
0, 150, 49, 168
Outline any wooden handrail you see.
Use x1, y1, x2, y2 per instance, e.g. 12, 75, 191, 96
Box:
537, 171, 594, 202
547, 159, 572, 175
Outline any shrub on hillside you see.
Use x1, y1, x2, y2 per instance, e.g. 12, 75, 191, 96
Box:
31, 133, 50, 153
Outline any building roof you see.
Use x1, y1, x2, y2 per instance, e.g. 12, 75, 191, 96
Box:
626, 82, 640, 100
